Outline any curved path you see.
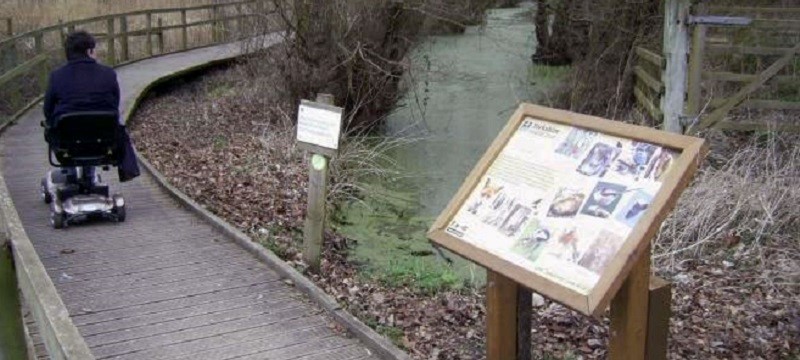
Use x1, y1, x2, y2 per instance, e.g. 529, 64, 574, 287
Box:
0, 37, 381, 360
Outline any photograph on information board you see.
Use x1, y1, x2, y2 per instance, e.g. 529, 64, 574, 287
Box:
445, 116, 677, 294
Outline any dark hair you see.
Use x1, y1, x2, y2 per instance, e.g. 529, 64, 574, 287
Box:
65, 31, 96, 60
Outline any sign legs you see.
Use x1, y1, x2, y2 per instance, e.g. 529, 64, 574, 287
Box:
609, 247, 651, 360
486, 263, 670, 360
486, 271, 531, 360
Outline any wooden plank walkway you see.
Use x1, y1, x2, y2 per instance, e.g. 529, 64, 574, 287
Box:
0, 37, 381, 360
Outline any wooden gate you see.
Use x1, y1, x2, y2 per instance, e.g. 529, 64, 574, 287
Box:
634, 3, 800, 134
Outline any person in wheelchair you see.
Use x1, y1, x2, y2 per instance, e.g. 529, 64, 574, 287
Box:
41, 31, 139, 228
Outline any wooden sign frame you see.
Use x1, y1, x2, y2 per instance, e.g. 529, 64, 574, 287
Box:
428, 104, 706, 316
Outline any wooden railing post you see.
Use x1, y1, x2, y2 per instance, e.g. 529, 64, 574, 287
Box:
57, 20, 66, 56
2, 38, 20, 109
4, 18, 12, 37
157, 18, 164, 54
120, 16, 129, 62
1, 41, 16, 73
212, 5, 220, 43
106, 17, 116, 66
146, 12, 153, 57
236, 4, 243, 40
34, 33, 48, 92
181, 10, 188, 50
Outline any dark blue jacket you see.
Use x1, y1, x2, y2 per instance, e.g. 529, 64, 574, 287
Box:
43, 57, 120, 127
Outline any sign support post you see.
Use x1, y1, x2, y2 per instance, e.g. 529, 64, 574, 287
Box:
487, 271, 531, 360
298, 93, 341, 272
609, 246, 651, 360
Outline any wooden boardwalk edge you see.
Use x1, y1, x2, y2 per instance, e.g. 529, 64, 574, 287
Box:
135, 155, 410, 360
0, 158, 95, 359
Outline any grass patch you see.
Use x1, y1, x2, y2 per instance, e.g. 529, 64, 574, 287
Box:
366, 258, 462, 294
376, 325, 406, 349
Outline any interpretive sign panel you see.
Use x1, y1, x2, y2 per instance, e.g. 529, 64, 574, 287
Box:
297, 100, 343, 155
428, 104, 705, 316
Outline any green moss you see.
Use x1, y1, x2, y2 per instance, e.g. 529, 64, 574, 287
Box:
376, 325, 406, 349
207, 83, 236, 99
334, 182, 485, 293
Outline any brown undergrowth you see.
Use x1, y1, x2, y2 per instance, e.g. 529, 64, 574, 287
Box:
130, 62, 799, 359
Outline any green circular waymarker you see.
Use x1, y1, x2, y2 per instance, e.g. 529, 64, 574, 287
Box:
311, 154, 327, 171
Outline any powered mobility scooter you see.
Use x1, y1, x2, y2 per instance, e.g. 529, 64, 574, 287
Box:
40, 111, 126, 228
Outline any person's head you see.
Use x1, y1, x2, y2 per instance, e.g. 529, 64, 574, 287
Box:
65, 31, 96, 61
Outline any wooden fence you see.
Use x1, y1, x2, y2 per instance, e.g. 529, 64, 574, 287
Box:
0, 0, 278, 125
635, 4, 800, 133
634, 46, 665, 123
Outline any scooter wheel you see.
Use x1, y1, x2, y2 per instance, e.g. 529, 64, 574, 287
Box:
113, 195, 126, 223
51, 210, 66, 229
115, 205, 126, 223
41, 179, 52, 204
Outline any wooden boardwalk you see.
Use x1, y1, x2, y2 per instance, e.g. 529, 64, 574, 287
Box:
0, 37, 381, 360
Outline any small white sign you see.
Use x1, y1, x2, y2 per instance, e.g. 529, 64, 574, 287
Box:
297, 100, 343, 150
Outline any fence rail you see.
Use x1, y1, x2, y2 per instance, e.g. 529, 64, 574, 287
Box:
0, 0, 278, 126
633, 47, 665, 122
635, 4, 800, 133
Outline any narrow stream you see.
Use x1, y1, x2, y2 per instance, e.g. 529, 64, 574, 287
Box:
0, 245, 27, 360
335, 2, 568, 290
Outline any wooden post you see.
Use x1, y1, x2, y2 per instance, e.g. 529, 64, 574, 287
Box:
120, 16, 129, 62
236, 4, 243, 40
516, 286, 532, 359
106, 17, 116, 66
212, 5, 220, 43
58, 20, 66, 53
1, 41, 16, 73
686, 24, 706, 119
4, 18, 12, 37
181, 10, 188, 50
686, 3, 707, 121
661, 0, 690, 134
157, 18, 164, 54
2, 38, 20, 109
302, 93, 335, 271
35, 33, 48, 91
645, 277, 671, 360
146, 12, 153, 57
609, 246, 651, 360
486, 271, 531, 360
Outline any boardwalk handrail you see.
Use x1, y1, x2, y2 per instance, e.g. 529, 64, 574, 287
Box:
0, 0, 276, 126
0, 173, 95, 359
